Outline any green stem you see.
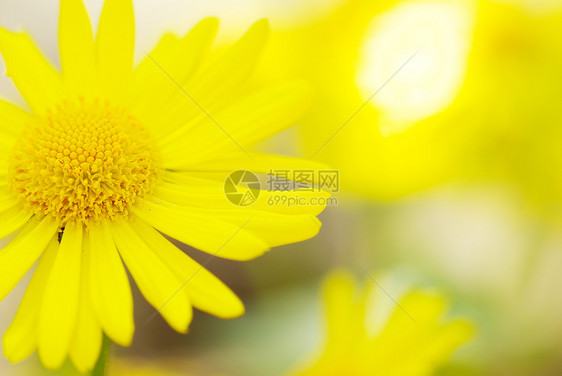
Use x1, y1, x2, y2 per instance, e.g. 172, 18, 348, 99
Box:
91, 335, 111, 376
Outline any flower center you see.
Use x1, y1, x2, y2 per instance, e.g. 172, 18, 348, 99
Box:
9, 99, 158, 225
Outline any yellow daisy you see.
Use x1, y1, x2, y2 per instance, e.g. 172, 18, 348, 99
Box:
0, 0, 327, 372
289, 271, 474, 376
257, 0, 562, 220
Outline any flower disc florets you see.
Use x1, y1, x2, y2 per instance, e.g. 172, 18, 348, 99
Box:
9, 99, 158, 224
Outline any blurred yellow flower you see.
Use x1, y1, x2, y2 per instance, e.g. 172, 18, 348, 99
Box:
0, 0, 326, 372
407, 0, 562, 220
258, 0, 562, 218
288, 271, 474, 376
256, 0, 443, 200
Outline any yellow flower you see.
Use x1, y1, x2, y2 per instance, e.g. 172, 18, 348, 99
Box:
404, 0, 562, 220
257, 0, 562, 217
289, 271, 474, 376
255, 0, 419, 200
0, 0, 326, 372
255, 0, 462, 200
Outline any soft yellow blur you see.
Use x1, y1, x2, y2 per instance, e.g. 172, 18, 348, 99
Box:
256, 0, 468, 200
257, 0, 562, 222
356, 1, 474, 132
287, 271, 474, 376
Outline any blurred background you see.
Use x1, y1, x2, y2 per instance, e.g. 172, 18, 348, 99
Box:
1, 0, 562, 375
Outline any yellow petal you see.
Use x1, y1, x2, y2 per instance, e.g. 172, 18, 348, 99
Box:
189, 19, 270, 98
394, 291, 447, 326
69, 232, 103, 373
399, 319, 474, 375
152, 179, 324, 247
0, 28, 63, 115
370, 291, 449, 366
184, 18, 270, 107
150, 19, 270, 135
372, 291, 474, 375
0, 206, 31, 239
210, 210, 322, 248
131, 33, 178, 94
170, 152, 329, 175
155, 194, 322, 248
0, 136, 16, 153
88, 220, 134, 346
130, 18, 218, 131
0, 99, 33, 138
0, 217, 58, 302
38, 222, 83, 370
131, 220, 244, 319
127, 32, 178, 121
96, 0, 135, 103
134, 198, 270, 261
157, 172, 329, 217
2, 238, 58, 364
59, 0, 96, 96
110, 220, 192, 333
160, 81, 311, 166
322, 271, 360, 348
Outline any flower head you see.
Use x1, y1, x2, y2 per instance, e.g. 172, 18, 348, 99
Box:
0, 0, 327, 371
9, 99, 158, 223
290, 271, 474, 376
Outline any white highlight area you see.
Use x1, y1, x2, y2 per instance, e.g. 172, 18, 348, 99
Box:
356, 1, 475, 134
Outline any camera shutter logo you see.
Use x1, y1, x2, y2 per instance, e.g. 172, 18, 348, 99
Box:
224, 170, 261, 206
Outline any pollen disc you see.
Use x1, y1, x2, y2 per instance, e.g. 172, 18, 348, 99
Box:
8, 99, 159, 224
